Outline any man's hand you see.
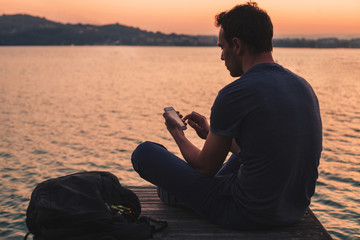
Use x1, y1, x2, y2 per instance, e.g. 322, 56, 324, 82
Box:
164, 110, 232, 176
163, 111, 186, 136
184, 112, 209, 139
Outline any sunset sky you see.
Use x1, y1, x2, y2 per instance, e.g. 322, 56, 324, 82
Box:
1, 0, 360, 37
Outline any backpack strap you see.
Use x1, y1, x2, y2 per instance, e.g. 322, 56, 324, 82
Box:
139, 216, 168, 233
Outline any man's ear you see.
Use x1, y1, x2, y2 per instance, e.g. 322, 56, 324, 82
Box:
232, 37, 244, 55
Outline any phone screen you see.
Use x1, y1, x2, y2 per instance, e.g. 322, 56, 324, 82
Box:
164, 107, 187, 130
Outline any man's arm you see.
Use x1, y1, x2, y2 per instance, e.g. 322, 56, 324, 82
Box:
164, 112, 232, 176
184, 111, 240, 155
171, 128, 232, 176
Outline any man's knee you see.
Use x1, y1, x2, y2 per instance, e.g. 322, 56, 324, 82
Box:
131, 141, 150, 173
131, 141, 165, 173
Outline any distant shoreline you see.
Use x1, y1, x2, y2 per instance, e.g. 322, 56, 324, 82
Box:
1, 39, 359, 49
1, 45, 360, 49
273, 38, 360, 48
1, 14, 360, 48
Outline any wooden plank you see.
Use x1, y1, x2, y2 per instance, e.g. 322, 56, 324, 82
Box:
128, 186, 333, 240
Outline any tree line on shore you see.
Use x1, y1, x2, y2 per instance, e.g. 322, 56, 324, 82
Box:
1, 14, 359, 48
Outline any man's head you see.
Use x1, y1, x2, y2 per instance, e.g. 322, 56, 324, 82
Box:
215, 2, 273, 55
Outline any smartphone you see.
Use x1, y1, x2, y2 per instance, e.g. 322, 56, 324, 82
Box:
164, 107, 187, 130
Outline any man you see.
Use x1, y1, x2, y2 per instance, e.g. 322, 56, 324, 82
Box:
132, 2, 322, 230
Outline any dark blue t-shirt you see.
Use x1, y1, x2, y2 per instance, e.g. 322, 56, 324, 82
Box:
210, 63, 322, 225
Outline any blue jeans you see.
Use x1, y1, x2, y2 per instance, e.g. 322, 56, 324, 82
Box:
131, 141, 264, 230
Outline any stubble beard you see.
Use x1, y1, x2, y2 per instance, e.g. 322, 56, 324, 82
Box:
230, 67, 244, 77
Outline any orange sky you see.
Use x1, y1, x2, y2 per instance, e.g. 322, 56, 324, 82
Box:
1, 0, 360, 37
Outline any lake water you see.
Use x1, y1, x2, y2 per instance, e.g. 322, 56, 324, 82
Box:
0, 46, 359, 240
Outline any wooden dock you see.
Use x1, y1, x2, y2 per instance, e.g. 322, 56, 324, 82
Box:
129, 186, 333, 240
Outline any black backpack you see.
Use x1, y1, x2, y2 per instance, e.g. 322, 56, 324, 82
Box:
24, 171, 167, 240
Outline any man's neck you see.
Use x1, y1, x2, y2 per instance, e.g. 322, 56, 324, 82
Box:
242, 52, 275, 73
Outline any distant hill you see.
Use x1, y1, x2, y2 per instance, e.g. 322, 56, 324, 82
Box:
0, 14, 217, 46
1, 14, 359, 48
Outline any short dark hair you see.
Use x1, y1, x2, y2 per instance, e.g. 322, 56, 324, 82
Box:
215, 2, 273, 54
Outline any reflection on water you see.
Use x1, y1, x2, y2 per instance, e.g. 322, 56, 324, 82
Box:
0, 46, 359, 239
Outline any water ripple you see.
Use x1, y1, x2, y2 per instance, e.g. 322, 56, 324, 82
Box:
0, 152, 13, 158
1, 47, 360, 240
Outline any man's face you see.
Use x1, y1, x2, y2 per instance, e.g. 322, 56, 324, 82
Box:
217, 28, 243, 77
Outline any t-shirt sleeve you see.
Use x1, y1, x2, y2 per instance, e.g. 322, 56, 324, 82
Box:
210, 80, 257, 138
210, 92, 237, 137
